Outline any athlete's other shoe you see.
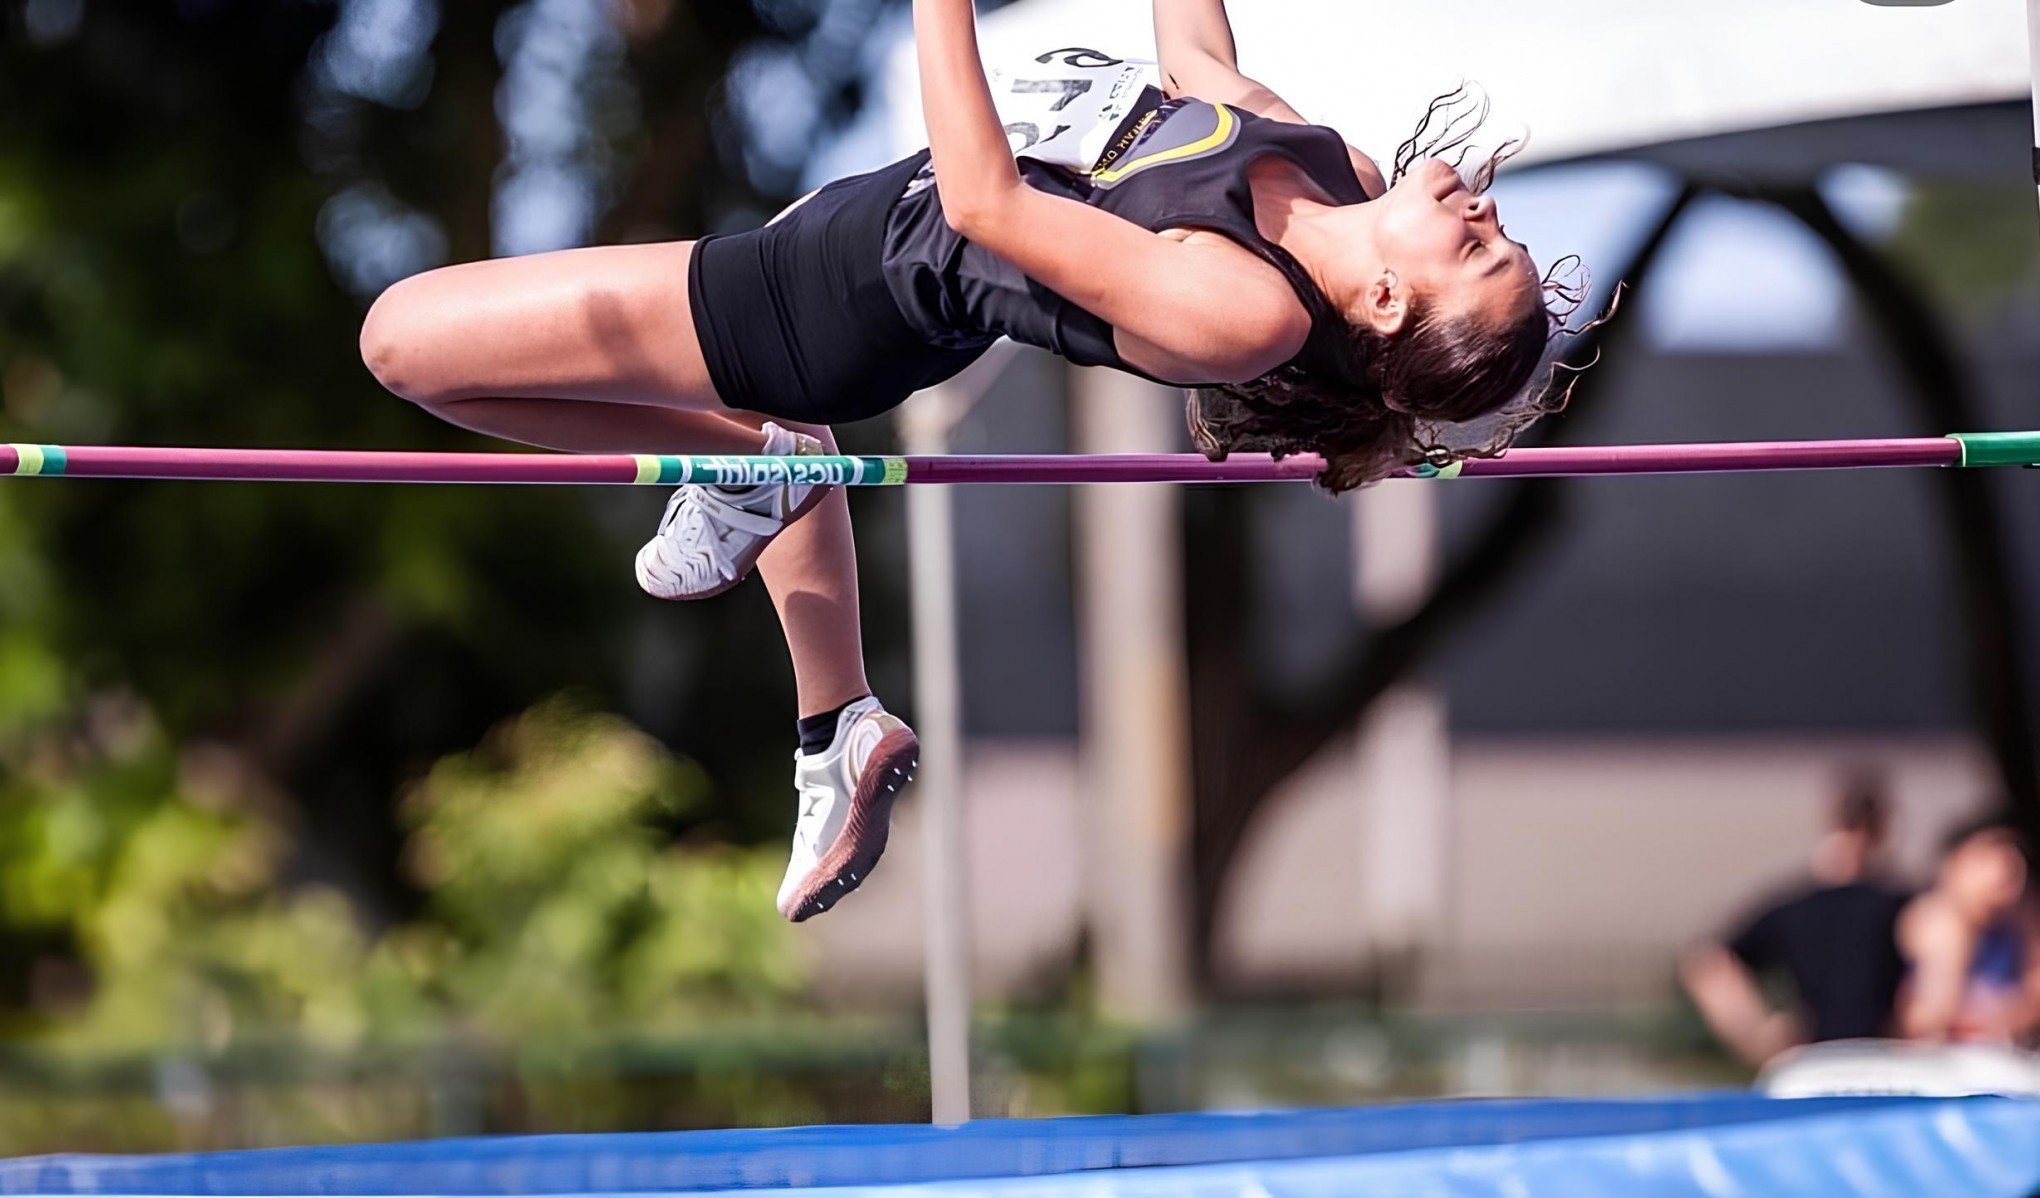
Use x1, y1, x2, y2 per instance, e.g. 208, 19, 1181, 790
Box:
778, 696, 919, 922
634, 422, 829, 600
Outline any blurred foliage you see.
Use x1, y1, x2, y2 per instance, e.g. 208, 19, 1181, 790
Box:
0, 696, 800, 1063
387, 698, 802, 1049
0, 998, 1742, 1151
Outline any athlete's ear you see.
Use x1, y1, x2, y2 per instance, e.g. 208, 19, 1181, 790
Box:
1361, 270, 1409, 337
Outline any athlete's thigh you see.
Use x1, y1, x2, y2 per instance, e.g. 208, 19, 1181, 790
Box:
362, 241, 717, 410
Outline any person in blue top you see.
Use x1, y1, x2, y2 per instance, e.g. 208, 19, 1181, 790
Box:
358, 0, 1583, 921
1897, 816, 2040, 1044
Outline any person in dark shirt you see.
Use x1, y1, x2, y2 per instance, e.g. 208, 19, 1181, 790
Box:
1681, 774, 1910, 1065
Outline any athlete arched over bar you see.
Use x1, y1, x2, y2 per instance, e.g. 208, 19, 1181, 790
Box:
358, 0, 1588, 921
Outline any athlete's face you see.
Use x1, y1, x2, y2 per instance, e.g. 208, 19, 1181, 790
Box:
1336, 157, 1541, 338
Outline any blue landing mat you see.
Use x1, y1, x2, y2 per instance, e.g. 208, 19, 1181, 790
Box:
3, 1092, 2037, 1197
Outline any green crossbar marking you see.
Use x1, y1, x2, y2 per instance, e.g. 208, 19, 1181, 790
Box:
628, 455, 903, 488
630, 455, 684, 485
5, 444, 64, 476
1952, 432, 2040, 468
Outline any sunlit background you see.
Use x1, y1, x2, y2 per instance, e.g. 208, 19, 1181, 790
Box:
0, 0, 2035, 1152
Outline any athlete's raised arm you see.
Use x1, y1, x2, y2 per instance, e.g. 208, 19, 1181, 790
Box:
911, 0, 1025, 232
1152, 0, 1386, 197
912, 0, 1308, 383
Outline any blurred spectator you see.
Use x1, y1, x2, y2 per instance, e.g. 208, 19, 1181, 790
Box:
1681, 774, 1908, 1065
1894, 817, 2040, 1045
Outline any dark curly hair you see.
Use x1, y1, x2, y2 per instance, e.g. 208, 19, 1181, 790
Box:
1188, 86, 1608, 493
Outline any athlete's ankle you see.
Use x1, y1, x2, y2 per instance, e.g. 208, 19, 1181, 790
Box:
796, 695, 870, 755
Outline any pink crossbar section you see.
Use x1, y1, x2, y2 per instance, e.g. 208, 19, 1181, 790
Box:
906, 454, 1322, 484
1446, 437, 1964, 478
7, 446, 648, 484
0, 437, 1970, 485
906, 438, 1966, 482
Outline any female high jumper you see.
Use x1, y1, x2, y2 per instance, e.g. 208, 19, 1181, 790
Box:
360, 0, 1581, 922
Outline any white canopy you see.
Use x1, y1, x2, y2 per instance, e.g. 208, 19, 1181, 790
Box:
883, 0, 2031, 166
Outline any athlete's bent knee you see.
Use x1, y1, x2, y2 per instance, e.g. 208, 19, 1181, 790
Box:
359, 278, 443, 406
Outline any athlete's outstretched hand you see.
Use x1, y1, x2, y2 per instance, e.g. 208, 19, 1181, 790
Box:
1151, 0, 1386, 196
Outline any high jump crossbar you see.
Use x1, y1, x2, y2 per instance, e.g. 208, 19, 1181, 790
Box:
1, 433, 2036, 487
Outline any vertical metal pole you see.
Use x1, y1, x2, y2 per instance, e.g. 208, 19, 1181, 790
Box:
1350, 479, 1452, 995
904, 386, 973, 1126
2028, 0, 2040, 214
1072, 367, 1194, 1022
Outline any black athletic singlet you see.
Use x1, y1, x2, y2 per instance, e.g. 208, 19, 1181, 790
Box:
686, 98, 1371, 425
883, 98, 1371, 385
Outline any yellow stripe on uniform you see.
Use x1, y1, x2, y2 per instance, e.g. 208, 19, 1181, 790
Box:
1089, 104, 1238, 186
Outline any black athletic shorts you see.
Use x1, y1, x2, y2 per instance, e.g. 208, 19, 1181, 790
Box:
687, 151, 988, 425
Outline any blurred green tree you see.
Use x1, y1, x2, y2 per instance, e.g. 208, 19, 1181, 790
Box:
382, 697, 802, 1052
0, 694, 797, 1057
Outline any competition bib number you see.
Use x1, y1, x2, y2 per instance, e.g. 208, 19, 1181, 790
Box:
987, 47, 1161, 173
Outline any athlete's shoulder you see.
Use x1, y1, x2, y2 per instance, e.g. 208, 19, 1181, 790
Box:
1089, 98, 1243, 189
